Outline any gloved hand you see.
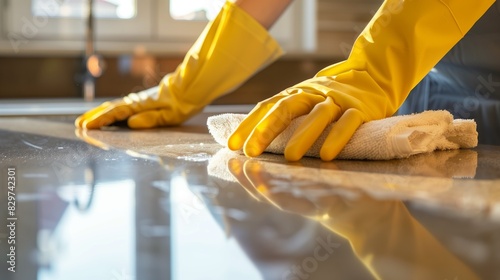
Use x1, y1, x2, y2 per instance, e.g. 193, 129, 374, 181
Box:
228, 0, 494, 161
75, 1, 283, 129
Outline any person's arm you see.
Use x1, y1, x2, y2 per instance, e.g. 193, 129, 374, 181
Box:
75, 0, 291, 129
234, 0, 292, 29
228, 0, 495, 161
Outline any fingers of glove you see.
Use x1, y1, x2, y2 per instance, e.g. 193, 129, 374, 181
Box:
243, 93, 325, 157
227, 94, 286, 151
320, 108, 364, 161
284, 97, 341, 161
80, 103, 134, 129
128, 110, 170, 129
75, 101, 114, 128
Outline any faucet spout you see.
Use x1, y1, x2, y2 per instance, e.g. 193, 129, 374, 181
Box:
84, 0, 104, 102
86, 0, 95, 57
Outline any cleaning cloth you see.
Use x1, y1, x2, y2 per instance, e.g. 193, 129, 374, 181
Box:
207, 110, 478, 160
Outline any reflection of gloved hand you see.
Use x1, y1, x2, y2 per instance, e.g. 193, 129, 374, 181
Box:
228, 157, 479, 280
228, 0, 494, 161
75, 1, 282, 129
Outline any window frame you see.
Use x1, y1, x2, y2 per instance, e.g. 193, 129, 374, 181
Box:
6, 0, 153, 39
0, 0, 316, 55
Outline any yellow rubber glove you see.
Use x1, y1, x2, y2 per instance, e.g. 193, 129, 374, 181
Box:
228, 0, 494, 161
75, 1, 283, 129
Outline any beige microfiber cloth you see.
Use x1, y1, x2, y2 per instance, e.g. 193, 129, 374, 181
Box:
207, 110, 478, 160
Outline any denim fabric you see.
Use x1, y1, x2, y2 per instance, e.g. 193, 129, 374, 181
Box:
399, 67, 500, 145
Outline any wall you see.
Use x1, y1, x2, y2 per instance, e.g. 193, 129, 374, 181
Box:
0, 55, 334, 104
316, 0, 382, 57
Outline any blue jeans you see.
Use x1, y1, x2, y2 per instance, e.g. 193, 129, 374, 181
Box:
398, 66, 500, 145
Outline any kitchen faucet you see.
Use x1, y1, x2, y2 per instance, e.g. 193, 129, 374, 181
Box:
83, 0, 104, 102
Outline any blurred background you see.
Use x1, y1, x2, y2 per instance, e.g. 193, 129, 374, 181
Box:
0, 0, 382, 108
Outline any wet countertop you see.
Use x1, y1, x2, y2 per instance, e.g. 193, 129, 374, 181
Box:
1, 113, 500, 280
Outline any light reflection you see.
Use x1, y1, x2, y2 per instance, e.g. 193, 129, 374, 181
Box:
207, 148, 481, 201
116, 2, 135, 19
38, 180, 136, 280
221, 157, 481, 280
170, 174, 261, 280
86, 54, 105, 78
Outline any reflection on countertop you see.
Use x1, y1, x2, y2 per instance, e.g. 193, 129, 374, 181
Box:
0, 114, 499, 280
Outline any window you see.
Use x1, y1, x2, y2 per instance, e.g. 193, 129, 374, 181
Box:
32, 0, 137, 19
5, 0, 152, 39
169, 0, 224, 20
0, 0, 316, 55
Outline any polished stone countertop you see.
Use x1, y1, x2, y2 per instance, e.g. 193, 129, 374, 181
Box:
0, 113, 499, 280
